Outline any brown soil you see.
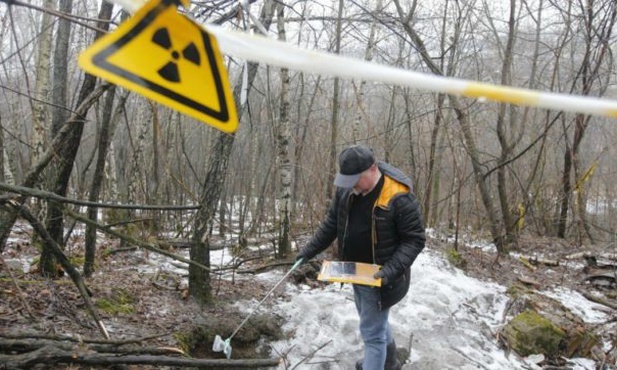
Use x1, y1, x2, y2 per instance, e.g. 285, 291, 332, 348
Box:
0, 222, 287, 369
435, 233, 613, 293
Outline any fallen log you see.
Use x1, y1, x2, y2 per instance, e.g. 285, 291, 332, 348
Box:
0, 345, 280, 369
516, 276, 542, 289
163, 239, 228, 250
238, 260, 295, 274
564, 252, 617, 270
565, 251, 617, 262
582, 292, 617, 310
0, 339, 185, 356
519, 255, 559, 267
584, 271, 617, 289
0, 332, 168, 345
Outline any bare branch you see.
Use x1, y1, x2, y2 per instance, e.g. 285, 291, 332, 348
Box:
0, 182, 200, 211
2, 201, 109, 339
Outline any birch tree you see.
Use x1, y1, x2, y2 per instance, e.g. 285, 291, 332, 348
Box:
275, 1, 292, 258
31, 0, 55, 165
40, 0, 75, 276
351, 0, 383, 143
325, 0, 344, 201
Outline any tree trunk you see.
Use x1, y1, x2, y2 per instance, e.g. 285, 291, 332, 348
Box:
351, 0, 382, 143
31, 0, 55, 166
276, 2, 292, 259
455, 104, 506, 251
106, 140, 120, 201
422, 93, 444, 226
325, 0, 344, 203
291, 75, 321, 222
422, 0, 453, 224
42, 0, 114, 277
495, 0, 519, 249
84, 86, 124, 277
189, 0, 277, 304
129, 102, 150, 207
41, 0, 74, 277
0, 119, 5, 185
190, 133, 233, 304
516, 0, 546, 236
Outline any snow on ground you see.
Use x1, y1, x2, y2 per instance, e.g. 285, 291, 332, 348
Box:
263, 250, 524, 369
242, 249, 606, 370
121, 242, 607, 369
4, 222, 609, 369
540, 287, 610, 324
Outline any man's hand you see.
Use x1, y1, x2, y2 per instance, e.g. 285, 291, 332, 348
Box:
295, 252, 308, 265
374, 270, 388, 286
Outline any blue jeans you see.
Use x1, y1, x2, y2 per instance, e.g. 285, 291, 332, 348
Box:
353, 284, 393, 370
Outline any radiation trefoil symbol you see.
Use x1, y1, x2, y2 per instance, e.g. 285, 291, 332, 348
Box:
152, 27, 200, 83
77, 0, 238, 133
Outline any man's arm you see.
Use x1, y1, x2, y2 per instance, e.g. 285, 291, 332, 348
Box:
297, 189, 342, 261
380, 193, 426, 280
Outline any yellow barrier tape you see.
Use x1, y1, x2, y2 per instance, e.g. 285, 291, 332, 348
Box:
464, 83, 541, 106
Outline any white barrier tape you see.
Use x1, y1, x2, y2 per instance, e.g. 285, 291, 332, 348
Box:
110, 0, 617, 119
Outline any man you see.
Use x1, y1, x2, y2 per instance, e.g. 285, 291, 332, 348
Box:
296, 144, 425, 370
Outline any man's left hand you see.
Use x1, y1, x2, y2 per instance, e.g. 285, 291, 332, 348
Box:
374, 270, 388, 286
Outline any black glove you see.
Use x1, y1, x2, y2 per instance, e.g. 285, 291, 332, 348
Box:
373, 270, 388, 286
295, 251, 309, 265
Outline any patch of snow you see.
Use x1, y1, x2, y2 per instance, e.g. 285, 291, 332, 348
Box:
248, 249, 610, 369
540, 287, 610, 324
210, 247, 236, 267
269, 251, 527, 369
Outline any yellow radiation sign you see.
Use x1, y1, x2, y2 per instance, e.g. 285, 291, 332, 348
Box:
79, 0, 238, 133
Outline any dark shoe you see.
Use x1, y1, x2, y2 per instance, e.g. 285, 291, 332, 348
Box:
355, 342, 401, 370
385, 341, 402, 370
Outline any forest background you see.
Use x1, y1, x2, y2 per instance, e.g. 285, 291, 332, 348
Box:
0, 0, 616, 339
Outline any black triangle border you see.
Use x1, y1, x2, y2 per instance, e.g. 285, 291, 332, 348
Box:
92, 0, 230, 124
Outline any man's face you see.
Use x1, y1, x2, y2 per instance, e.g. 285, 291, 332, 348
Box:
353, 165, 375, 195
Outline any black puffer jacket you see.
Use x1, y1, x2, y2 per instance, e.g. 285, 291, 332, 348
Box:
300, 162, 425, 309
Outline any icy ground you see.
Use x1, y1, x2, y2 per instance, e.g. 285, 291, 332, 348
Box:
231, 249, 609, 370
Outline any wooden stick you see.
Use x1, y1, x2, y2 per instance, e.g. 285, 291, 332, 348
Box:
518, 257, 537, 271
